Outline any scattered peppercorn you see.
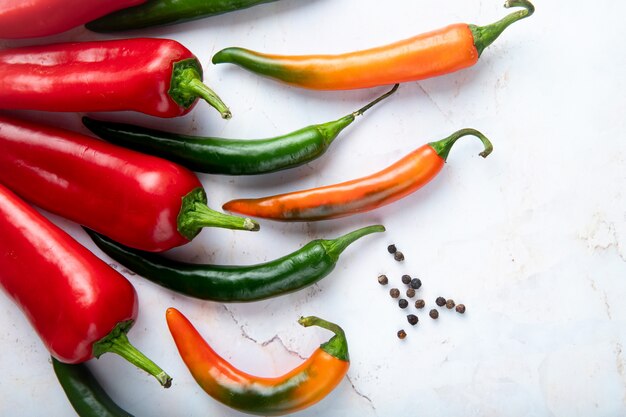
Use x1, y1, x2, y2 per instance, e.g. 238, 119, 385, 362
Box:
394, 251, 405, 262
456, 304, 466, 314
398, 299, 408, 309
401, 274, 411, 284
397, 330, 407, 339
435, 297, 446, 307
389, 288, 400, 298
407, 314, 418, 325
446, 299, 455, 309
387, 244, 397, 254
377, 274, 389, 285
429, 309, 439, 319
415, 299, 425, 309
406, 288, 416, 298
410, 278, 422, 289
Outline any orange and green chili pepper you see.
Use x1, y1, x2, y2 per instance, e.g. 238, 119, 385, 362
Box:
212, 0, 534, 90
223, 128, 493, 221
167, 308, 349, 416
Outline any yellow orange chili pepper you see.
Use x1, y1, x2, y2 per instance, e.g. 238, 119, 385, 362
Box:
166, 308, 350, 416
223, 128, 492, 221
212, 0, 534, 90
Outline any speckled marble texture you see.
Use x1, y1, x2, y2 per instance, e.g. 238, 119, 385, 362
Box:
1, 0, 625, 416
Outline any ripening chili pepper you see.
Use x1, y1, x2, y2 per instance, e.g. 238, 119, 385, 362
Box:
223, 128, 493, 221
82, 85, 397, 176
86, 225, 384, 302
0, 0, 145, 39
167, 308, 349, 416
87, 0, 280, 32
52, 358, 135, 417
0, 115, 258, 252
212, 0, 534, 90
0, 184, 171, 387
0, 38, 230, 119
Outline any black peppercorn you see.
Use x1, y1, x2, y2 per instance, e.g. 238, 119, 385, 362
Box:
407, 314, 418, 325
387, 244, 397, 254
429, 309, 439, 319
446, 299, 455, 309
377, 274, 389, 285
389, 288, 400, 298
435, 297, 446, 307
401, 274, 411, 284
397, 330, 407, 339
406, 288, 416, 298
415, 299, 425, 309
456, 304, 466, 314
410, 278, 422, 289
398, 299, 408, 309
394, 251, 405, 262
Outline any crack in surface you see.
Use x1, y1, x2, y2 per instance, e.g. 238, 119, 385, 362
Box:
579, 219, 626, 262
614, 342, 626, 405
587, 277, 613, 320
416, 82, 451, 123
222, 305, 306, 360
346, 374, 376, 411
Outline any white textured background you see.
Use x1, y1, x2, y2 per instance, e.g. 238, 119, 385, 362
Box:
2, 0, 626, 416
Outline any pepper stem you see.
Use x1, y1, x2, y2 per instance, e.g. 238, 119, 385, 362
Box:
429, 128, 493, 162
178, 187, 259, 240
298, 316, 349, 362
322, 225, 385, 263
92, 321, 172, 388
352, 84, 399, 117
470, 0, 535, 56
169, 58, 232, 119
186, 77, 232, 119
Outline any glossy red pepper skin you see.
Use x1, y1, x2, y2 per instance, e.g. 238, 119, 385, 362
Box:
0, 115, 256, 252
0, 38, 230, 118
0, 0, 146, 39
0, 183, 137, 363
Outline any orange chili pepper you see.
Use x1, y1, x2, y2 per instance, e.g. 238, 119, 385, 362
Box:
223, 128, 493, 221
166, 308, 350, 416
212, 0, 534, 90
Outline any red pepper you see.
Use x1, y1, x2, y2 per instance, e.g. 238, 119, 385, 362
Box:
0, 115, 258, 252
0, 0, 146, 39
0, 38, 231, 118
0, 183, 171, 387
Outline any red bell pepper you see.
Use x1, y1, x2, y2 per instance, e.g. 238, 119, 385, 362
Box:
0, 0, 146, 39
0, 183, 171, 387
0, 38, 231, 118
0, 115, 259, 252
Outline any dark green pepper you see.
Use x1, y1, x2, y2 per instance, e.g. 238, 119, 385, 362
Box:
86, 0, 280, 32
82, 85, 398, 176
86, 225, 384, 302
52, 357, 134, 417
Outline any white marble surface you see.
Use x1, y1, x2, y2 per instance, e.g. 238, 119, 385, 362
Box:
1, 0, 626, 416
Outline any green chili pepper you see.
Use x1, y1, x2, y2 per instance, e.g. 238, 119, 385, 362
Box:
86, 0, 280, 32
52, 357, 134, 417
86, 225, 384, 302
82, 85, 398, 176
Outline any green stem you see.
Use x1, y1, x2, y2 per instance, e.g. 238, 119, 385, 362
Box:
322, 225, 385, 262
298, 316, 349, 362
429, 128, 493, 162
470, 0, 535, 56
92, 321, 172, 388
186, 77, 232, 119
178, 188, 260, 240
352, 84, 399, 117
169, 59, 232, 119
